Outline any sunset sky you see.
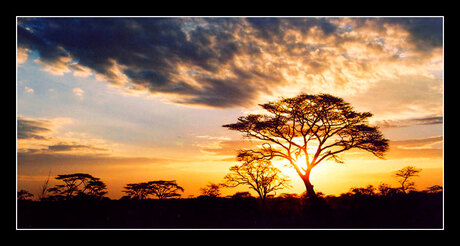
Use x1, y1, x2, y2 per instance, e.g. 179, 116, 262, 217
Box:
17, 17, 443, 199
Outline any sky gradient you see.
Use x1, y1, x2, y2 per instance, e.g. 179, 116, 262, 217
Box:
17, 17, 443, 199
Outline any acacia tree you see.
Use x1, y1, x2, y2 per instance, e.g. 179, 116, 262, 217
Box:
149, 180, 184, 199
123, 180, 184, 199
223, 94, 389, 199
48, 173, 107, 200
123, 182, 152, 200
223, 153, 291, 206
394, 166, 422, 194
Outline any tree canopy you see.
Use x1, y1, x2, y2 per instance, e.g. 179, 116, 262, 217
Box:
123, 180, 184, 200
47, 173, 107, 200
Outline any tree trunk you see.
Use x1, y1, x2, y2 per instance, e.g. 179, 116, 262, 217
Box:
302, 168, 317, 199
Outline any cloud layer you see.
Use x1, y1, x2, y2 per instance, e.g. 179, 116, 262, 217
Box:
18, 17, 443, 108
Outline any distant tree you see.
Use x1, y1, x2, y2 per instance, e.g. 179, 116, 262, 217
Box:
377, 183, 400, 196
200, 183, 223, 198
350, 185, 376, 196
149, 180, 184, 199
48, 173, 107, 200
223, 153, 291, 206
122, 180, 184, 200
223, 94, 389, 199
395, 166, 422, 194
425, 185, 443, 193
18, 189, 34, 201
279, 193, 300, 199
122, 182, 152, 200
232, 191, 253, 199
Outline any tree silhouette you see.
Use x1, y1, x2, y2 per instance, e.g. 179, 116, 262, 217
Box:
223, 93, 389, 199
18, 189, 34, 201
231, 191, 253, 199
200, 183, 223, 197
122, 180, 184, 199
349, 185, 376, 196
425, 185, 442, 193
377, 183, 400, 196
48, 173, 107, 200
394, 166, 422, 194
123, 182, 152, 200
223, 152, 291, 206
149, 180, 184, 199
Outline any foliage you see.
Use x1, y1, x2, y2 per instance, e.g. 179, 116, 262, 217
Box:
231, 191, 253, 199
123, 180, 184, 200
47, 173, 107, 200
200, 183, 223, 197
349, 185, 376, 196
425, 185, 443, 193
18, 189, 34, 201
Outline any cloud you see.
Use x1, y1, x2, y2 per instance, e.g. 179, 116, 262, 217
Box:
47, 143, 108, 152
72, 88, 84, 97
17, 116, 112, 156
17, 17, 443, 108
347, 75, 443, 120
24, 86, 34, 94
374, 116, 443, 129
17, 117, 51, 140
17, 47, 30, 65
386, 136, 443, 159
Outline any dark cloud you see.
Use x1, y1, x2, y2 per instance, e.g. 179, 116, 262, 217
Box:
17, 117, 51, 140
18, 17, 442, 108
47, 143, 108, 152
380, 17, 443, 51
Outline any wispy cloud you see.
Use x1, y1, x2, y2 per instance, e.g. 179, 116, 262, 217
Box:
17, 116, 112, 156
17, 117, 51, 140
374, 116, 443, 129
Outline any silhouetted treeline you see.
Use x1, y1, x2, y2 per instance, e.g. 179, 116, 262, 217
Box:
17, 189, 442, 229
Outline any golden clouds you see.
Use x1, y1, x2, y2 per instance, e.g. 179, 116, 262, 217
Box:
17, 17, 443, 109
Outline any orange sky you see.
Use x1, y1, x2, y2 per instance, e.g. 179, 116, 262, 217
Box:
17, 17, 443, 199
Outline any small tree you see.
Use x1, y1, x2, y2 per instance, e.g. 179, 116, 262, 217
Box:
224, 153, 291, 206
122, 180, 184, 200
200, 183, 223, 197
394, 166, 422, 194
123, 182, 152, 200
425, 185, 443, 193
48, 173, 107, 200
149, 180, 184, 199
377, 183, 400, 196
